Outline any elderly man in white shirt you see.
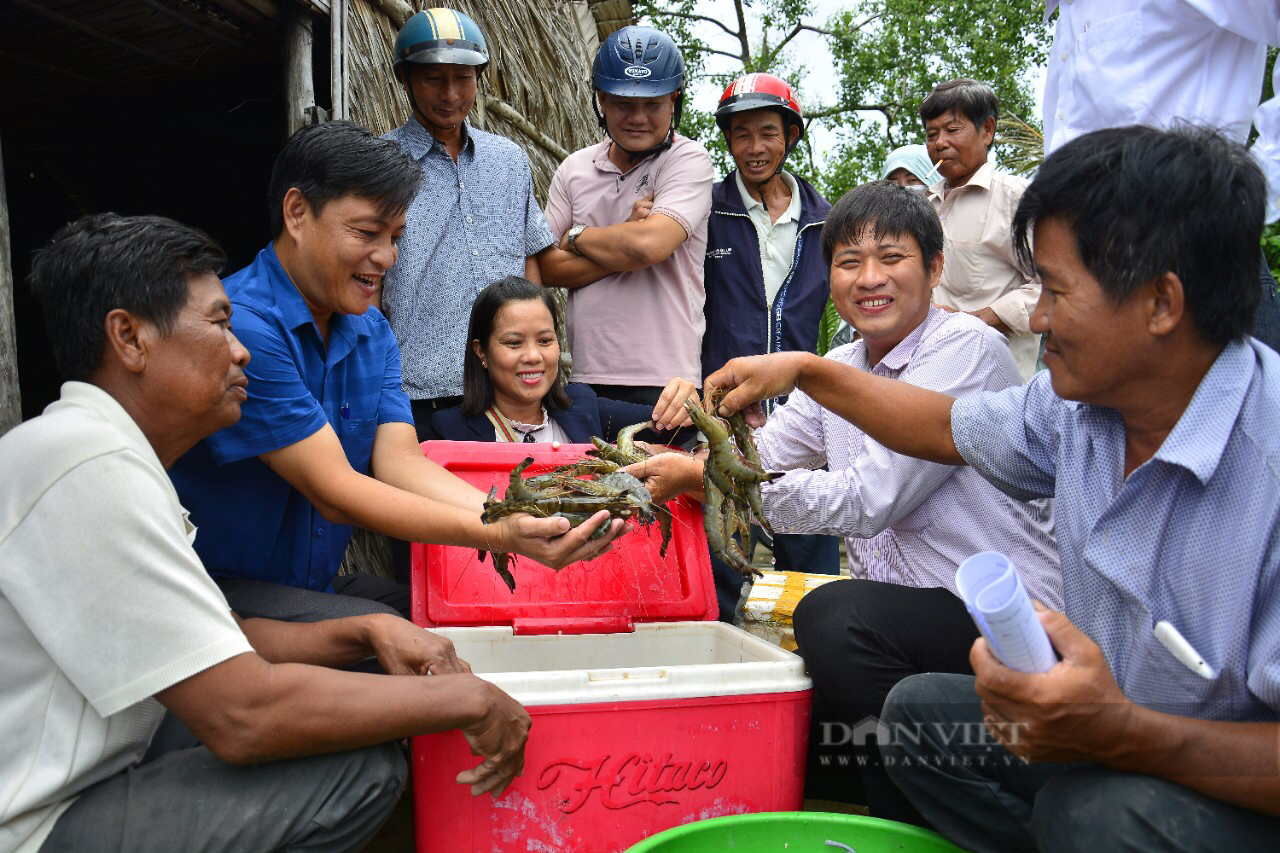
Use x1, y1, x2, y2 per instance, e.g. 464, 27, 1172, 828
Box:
921, 79, 1043, 381
1044, 0, 1280, 349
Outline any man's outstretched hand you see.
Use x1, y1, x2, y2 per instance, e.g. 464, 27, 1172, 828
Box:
491, 511, 626, 569
704, 352, 814, 427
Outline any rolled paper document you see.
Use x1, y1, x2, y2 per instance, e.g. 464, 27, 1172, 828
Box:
956, 551, 1056, 674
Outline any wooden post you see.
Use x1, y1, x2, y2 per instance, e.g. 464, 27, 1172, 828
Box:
330, 0, 347, 120
285, 2, 317, 136
0, 135, 20, 436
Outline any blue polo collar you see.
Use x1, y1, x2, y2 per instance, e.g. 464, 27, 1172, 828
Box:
398, 117, 475, 161
258, 243, 374, 358
1152, 339, 1253, 484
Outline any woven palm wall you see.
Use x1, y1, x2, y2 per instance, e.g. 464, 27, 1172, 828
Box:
346, 0, 634, 201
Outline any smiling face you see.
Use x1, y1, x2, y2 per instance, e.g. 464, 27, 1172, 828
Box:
598, 90, 677, 155
830, 227, 941, 366
145, 272, 251, 438
1031, 216, 1152, 407
474, 298, 560, 421
924, 109, 994, 187
728, 109, 796, 186
284, 191, 405, 332
405, 63, 478, 137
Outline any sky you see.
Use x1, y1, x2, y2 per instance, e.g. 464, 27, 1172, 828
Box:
654, 0, 1048, 169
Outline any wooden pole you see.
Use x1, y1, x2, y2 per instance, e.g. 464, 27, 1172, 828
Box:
481, 95, 570, 162
285, 3, 317, 136
330, 0, 347, 120
0, 135, 20, 436
371, 0, 412, 28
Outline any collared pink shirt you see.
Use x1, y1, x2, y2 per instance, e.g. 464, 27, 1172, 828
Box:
545, 135, 714, 386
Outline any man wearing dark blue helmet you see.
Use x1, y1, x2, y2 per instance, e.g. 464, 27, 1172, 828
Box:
539, 26, 714, 406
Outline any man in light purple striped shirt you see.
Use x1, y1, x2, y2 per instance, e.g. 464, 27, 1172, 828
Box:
631, 180, 1059, 819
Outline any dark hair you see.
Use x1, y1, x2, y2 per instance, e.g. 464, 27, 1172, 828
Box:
267, 121, 421, 237
1011, 125, 1262, 347
822, 180, 945, 268
27, 213, 226, 381
920, 78, 999, 142
462, 276, 572, 417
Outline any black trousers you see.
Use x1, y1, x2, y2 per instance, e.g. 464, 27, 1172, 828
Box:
217, 573, 410, 621
41, 713, 405, 853
793, 579, 978, 823
883, 674, 1280, 853
771, 532, 841, 574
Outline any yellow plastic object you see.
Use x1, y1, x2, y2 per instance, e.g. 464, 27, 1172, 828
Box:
740, 570, 844, 650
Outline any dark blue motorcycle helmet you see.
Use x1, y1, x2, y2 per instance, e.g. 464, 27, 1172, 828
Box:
592, 26, 686, 161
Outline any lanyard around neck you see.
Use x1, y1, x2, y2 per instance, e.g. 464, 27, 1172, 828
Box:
485, 406, 539, 443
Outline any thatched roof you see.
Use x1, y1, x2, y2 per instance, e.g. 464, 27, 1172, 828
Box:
347, 0, 635, 201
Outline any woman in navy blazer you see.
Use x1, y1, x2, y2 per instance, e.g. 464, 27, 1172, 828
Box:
425, 277, 696, 445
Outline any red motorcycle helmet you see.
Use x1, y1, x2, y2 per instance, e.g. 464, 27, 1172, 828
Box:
715, 72, 805, 151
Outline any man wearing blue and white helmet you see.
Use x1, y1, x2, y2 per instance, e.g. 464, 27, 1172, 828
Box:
539, 27, 714, 406
382, 8, 555, 435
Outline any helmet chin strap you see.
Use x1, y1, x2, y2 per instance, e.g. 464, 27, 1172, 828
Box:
594, 93, 683, 165
750, 121, 802, 216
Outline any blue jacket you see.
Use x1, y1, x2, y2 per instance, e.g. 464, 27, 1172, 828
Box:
702, 172, 831, 382
426, 383, 690, 445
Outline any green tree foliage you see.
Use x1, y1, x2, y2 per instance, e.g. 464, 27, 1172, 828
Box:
638, 0, 1051, 199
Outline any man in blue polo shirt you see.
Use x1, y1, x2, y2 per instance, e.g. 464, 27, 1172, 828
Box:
170, 122, 620, 621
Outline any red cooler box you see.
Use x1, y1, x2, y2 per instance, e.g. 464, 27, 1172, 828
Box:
411, 442, 812, 852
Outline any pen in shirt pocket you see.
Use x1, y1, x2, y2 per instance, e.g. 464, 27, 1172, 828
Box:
1153, 620, 1216, 680
340, 402, 350, 420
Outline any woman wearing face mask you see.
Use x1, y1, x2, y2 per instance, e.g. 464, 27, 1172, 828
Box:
818, 145, 942, 353
427, 276, 696, 444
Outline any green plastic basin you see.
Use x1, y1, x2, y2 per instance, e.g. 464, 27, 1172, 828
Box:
625, 812, 967, 852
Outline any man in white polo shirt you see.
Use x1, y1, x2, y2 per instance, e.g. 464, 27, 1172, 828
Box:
1, 214, 530, 853
538, 25, 714, 407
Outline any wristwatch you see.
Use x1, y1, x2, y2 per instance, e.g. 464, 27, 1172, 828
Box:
565, 224, 587, 256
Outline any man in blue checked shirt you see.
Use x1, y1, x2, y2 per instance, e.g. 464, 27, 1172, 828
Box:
705, 125, 1280, 851
170, 122, 622, 624
381, 8, 555, 434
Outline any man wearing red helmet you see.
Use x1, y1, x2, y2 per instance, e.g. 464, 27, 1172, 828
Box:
703, 73, 840, 593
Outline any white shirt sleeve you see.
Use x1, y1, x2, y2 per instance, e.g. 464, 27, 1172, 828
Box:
1182, 2, 1280, 221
